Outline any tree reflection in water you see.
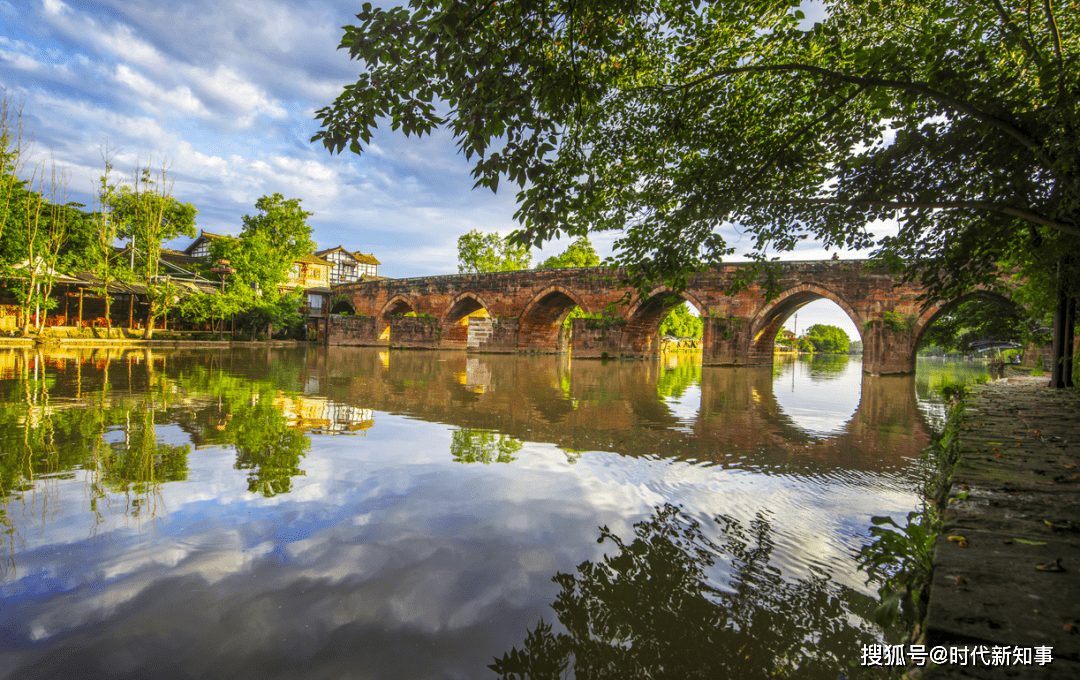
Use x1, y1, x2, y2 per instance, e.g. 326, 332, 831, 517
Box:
492, 504, 880, 679
229, 398, 310, 497
451, 428, 523, 465
91, 402, 190, 515
808, 354, 852, 378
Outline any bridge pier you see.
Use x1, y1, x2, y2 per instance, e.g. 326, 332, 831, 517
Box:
860, 320, 917, 375
472, 317, 519, 353
570, 318, 624, 358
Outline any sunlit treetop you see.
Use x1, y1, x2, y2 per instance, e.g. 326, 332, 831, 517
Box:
314, 0, 1080, 300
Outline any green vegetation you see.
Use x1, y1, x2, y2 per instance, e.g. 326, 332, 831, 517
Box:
0, 351, 317, 524
181, 193, 315, 340
108, 162, 198, 338
655, 357, 700, 400
803, 324, 850, 354
537, 236, 600, 269
1, 97, 99, 335
658, 303, 703, 339
918, 297, 1048, 354
1, 94, 326, 341
456, 229, 532, 273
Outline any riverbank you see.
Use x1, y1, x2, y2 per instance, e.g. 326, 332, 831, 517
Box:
922, 378, 1079, 677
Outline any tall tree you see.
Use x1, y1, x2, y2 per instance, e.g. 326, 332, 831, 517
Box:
241, 193, 315, 265
108, 160, 197, 338
457, 229, 532, 273
537, 236, 600, 269
84, 156, 133, 330
1, 161, 78, 335
314, 0, 1080, 374
0, 90, 30, 247
197, 193, 314, 340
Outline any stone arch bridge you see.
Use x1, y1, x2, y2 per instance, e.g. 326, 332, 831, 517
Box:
329, 260, 996, 375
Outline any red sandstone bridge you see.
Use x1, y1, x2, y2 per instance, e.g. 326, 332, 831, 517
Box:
330, 259, 993, 374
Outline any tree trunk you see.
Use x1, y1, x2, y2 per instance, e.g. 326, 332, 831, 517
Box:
1051, 258, 1069, 388
1064, 297, 1076, 389
142, 316, 155, 340
267, 322, 273, 341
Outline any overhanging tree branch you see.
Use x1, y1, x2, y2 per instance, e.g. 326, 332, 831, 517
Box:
654, 63, 1076, 193
781, 197, 1080, 237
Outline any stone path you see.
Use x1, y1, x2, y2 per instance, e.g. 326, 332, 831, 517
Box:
922, 378, 1080, 678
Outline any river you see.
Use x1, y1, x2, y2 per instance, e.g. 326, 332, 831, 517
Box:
0, 347, 983, 679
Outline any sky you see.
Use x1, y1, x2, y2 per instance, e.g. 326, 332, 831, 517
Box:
1, 0, 861, 338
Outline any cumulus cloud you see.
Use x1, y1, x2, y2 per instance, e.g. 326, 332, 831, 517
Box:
1, 0, 540, 277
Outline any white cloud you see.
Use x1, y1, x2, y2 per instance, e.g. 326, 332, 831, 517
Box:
114, 64, 209, 117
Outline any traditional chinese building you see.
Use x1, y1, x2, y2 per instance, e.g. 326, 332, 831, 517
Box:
183, 230, 231, 259
315, 246, 382, 284
353, 251, 380, 278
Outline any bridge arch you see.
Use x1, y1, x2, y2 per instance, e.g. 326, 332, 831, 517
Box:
623, 287, 710, 356
330, 297, 356, 315
749, 283, 864, 362
380, 295, 417, 318
518, 285, 591, 352
911, 289, 1019, 351
442, 292, 493, 346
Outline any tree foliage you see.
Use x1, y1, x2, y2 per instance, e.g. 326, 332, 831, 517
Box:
191, 193, 314, 339
457, 229, 532, 273
314, 0, 1080, 303
537, 236, 600, 269
659, 302, 703, 339
804, 324, 850, 354
918, 296, 1049, 353
106, 161, 197, 337
241, 193, 315, 265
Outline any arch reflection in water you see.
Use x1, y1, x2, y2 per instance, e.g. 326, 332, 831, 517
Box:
320, 348, 931, 474
492, 504, 880, 680
772, 355, 862, 438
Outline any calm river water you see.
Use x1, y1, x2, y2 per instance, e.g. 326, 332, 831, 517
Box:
0, 348, 982, 679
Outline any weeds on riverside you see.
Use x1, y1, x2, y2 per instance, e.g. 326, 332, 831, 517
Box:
856, 383, 968, 634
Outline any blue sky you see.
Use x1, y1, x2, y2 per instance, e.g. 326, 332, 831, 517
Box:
1, 0, 862, 338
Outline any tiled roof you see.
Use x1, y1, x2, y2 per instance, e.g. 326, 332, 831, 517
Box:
294, 253, 332, 266
353, 252, 381, 265
183, 230, 235, 255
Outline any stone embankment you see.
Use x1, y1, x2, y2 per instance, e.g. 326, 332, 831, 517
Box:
923, 378, 1079, 678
